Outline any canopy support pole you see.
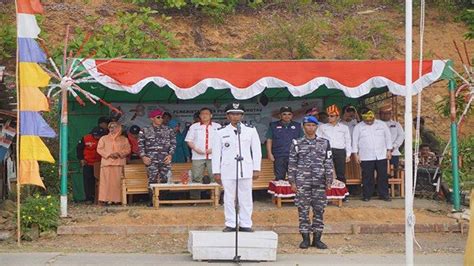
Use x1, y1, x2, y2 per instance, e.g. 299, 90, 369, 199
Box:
60, 88, 68, 218
404, 0, 414, 265
449, 79, 461, 211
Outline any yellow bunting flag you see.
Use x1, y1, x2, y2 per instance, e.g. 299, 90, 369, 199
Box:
20, 136, 55, 163
19, 160, 45, 188
19, 62, 51, 87
19, 86, 49, 111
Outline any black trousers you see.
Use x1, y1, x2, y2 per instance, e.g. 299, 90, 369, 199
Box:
273, 157, 289, 180
361, 159, 389, 199
83, 165, 96, 201
332, 148, 346, 183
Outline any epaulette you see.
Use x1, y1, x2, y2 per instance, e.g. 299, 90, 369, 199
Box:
217, 125, 227, 130
243, 122, 254, 128
292, 139, 299, 152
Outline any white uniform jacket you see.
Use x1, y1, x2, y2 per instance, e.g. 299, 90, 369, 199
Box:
212, 123, 262, 180
384, 120, 405, 156
352, 119, 392, 161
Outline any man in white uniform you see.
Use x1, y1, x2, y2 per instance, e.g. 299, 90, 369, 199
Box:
185, 107, 221, 200
316, 104, 351, 184
340, 105, 359, 136
379, 106, 404, 177
352, 108, 392, 201
212, 102, 262, 232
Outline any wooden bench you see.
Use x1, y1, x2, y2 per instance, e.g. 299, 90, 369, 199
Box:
253, 159, 275, 190
261, 159, 343, 208
123, 159, 277, 206
122, 162, 195, 206
150, 183, 220, 208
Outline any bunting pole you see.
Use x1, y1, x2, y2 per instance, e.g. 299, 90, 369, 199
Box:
14, 0, 22, 246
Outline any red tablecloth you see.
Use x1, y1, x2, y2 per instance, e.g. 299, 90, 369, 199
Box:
268, 179, 349, 199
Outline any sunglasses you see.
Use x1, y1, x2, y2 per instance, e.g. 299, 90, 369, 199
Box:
281, 113, 292, 116
154, 116, 163, 119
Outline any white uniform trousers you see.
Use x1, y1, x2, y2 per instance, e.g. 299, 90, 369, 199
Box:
222, 178, 253, 228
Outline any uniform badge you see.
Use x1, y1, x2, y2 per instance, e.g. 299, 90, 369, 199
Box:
291, 126, 296, 129
233, 103, 239, 109
224, 143, 230, 147
327, 150, 332, 159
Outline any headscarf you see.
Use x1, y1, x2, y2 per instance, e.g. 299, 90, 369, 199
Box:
108, 121, 122, 140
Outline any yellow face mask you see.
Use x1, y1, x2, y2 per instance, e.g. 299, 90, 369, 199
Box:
362, 110, 375, 120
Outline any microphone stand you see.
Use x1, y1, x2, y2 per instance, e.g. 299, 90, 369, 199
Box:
233, 122, 244, 263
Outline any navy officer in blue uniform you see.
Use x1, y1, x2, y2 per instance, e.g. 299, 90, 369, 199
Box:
265, 106, 303, 180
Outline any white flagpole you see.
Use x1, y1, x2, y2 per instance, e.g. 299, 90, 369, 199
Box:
404, 0, 414, 265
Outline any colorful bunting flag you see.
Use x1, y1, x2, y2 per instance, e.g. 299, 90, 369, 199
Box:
18, 38, 47, 63
20, 111, 56, 138
17, 13, 41, 38
17, 0, 54, 188
17, 0, 45, 14
19, 86, 50, 111
19, 136, 55, 163
19, 62, 50, 87
19, 160, 45, 188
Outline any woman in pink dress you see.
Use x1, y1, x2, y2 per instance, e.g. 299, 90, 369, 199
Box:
97, 122, 131, 204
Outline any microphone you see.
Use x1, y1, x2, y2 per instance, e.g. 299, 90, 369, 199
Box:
236, 122, 242, 135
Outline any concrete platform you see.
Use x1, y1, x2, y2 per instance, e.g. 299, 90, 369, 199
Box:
188, 230, 278, 261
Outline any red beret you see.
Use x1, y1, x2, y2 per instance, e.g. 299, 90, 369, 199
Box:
148, 109, 164, 118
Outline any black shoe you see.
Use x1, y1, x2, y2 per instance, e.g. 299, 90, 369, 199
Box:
222, 226, 236, 232
312, 232, 328, 249
239, 227, 254, 232
362, 198, 370, 202
299, 233, 310, 249
147, 202, 154, 207
380, 197, 392, 202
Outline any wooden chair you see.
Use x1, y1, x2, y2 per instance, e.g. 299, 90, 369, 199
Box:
122, 164, 148, 205
345, 155, 362, 185
388, 161, 405, 198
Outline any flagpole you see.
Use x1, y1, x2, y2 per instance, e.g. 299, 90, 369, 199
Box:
14, 0, 22, 246
404, 0, 414, 265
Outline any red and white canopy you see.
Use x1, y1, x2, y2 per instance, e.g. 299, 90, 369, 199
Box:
82, 59, 448, 100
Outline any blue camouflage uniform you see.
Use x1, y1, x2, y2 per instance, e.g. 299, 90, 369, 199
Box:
138, 125, 176, 184
288, 136, 334, 233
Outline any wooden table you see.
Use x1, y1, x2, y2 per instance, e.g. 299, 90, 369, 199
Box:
150, 183, 221, 208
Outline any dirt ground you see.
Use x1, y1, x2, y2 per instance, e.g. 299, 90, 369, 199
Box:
59, 198, 456, 227
0, 199, 468, 254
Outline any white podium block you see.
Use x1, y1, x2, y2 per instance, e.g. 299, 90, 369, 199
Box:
188, 231, 278, 261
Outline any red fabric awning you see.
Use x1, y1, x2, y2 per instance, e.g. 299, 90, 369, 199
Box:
81, 59, 448, 99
